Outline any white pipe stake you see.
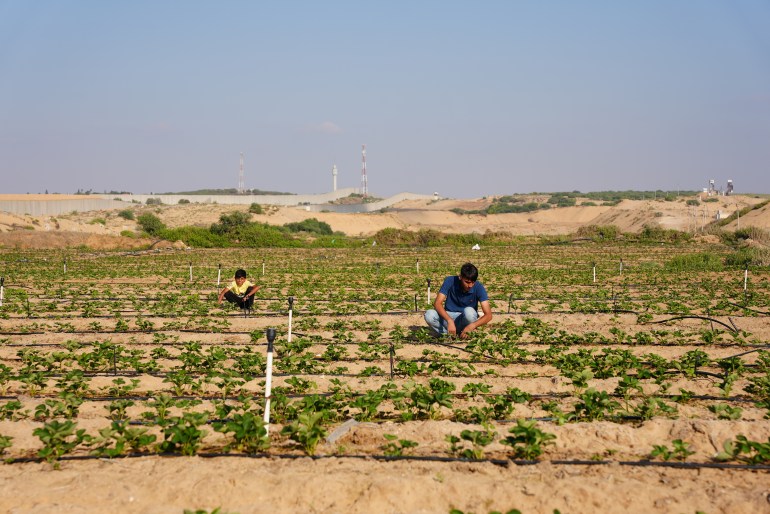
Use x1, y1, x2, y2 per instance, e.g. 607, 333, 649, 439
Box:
0, 284, 4, 307
262, 262, 265, 275
744, 268, 748, 292
217, 264, 221, 287
287, 297, 295, 343
263, 328, 276, 433
416, 259, 419, 273
593, 265, 596, 283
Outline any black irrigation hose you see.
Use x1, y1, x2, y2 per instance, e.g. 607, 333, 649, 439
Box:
723, 301, 770, 316
5, 451, 770, 471
643, 315, 739, 333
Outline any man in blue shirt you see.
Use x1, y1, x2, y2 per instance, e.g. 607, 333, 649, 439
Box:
424, 262, 493, 339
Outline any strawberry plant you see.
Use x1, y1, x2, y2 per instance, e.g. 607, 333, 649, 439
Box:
213, 412, 270, 454
500, 420, 556, 460
280, 411, 327, 456
650, 439, 695, 461
33, 420, 92, 469
382, 434, 418, 457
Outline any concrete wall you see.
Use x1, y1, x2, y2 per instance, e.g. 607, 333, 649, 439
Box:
109, 188, 359, 206
299, 192, 437, 213
0, 189, 436, 216
0, 199, 127, 216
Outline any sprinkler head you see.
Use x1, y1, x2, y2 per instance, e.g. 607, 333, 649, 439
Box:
427, 278, 432, 287
288, 296, 295, 308
266, 328, 276, 343
0, 277, 4, 286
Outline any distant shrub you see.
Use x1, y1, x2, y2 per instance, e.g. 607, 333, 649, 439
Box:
574, 225, 620, 241
145, 198, 162, 205
686, 199, 700, 206
137, 213, 166, 236
284, 218, 333, 236
161, 227, 228, 248
178, 199, 190, 204
666, 252, 723, 271
120, 230, 135, 238
210, 211, 252, 235
117, 209, 135, 220
638, 225, 691, 243
703, 197, 719, 203
249, 203, 263, 214
90, 218, 106, 225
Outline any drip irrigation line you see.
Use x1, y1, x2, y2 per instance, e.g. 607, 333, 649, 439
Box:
6, 451, 770, 471
643, 315, 739, 333
722, 301, 770, 316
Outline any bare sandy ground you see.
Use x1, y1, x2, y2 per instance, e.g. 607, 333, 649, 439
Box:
1, 194, 767, 250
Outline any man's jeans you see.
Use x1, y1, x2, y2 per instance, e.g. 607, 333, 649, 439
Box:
424, 307, 479, 335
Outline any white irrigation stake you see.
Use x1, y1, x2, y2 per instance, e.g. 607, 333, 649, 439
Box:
287, 296, 295, 343
216, 263, 221, 288
63, 258, 67, 275
416, 258, 420, 273
263, 328, 276, 433
426, 278, 432, 305
619, 259, 623, 275
262, 261, 265, 276
0, 277, 4, 307
189, 262, 193, 283
592, 263, 597, 284
744, 265, 748, 293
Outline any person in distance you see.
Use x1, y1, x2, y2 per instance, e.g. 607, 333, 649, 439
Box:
424, 262, 492, 339
218, 268, 260, 311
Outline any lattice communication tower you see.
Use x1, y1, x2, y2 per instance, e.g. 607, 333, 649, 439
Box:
237, 152, 245, 194
360, 144, 368, 197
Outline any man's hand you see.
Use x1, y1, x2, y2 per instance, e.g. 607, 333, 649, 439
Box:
446, 318, 457, 336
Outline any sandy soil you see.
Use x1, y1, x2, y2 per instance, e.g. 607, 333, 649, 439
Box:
1, 196, 769, 513
1, 194, 768, 250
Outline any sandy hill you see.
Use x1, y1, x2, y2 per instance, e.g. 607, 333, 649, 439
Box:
0, 194, 767, 249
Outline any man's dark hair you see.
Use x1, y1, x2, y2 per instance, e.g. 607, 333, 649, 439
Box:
459, 262, 478, 282
235, 269, 247, 279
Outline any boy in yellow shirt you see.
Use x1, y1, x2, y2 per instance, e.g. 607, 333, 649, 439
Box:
218, 269, 261, 311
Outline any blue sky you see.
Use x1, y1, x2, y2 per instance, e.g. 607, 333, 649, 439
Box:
1, 1, 769, 198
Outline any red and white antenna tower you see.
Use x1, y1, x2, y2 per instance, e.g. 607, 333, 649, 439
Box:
237, 152, 245, 194
360, 144, 368, 197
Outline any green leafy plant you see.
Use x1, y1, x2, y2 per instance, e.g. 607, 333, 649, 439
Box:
280, 411, 327, 456
500, 419, 556, 460
382, 434, 418, 457
213, 412, 270, 454
33, 420, 92, 468
650, 439, 695, 461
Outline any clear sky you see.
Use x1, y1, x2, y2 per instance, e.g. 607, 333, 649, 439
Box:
1, 1, 769, 198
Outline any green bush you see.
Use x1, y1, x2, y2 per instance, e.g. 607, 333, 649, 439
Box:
686, 199, 700, 206
284, 218, 333, 236
249, 203, 263, 214
178, 199, 190, 204
666, 252, 724, 272
117, 209, 135, 220
161, 227, 228, 248
145, 198, 162, 205
137, 213, 166, 236
210, 211, 252, 235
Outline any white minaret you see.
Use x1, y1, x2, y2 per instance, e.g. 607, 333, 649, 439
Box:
332, 164, 338, 191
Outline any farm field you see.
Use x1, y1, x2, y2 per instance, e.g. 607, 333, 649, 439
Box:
0, 242, 769, 513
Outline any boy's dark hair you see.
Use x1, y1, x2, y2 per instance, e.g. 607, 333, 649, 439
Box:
459, 262, 478, 282
234, 269, 247, 279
